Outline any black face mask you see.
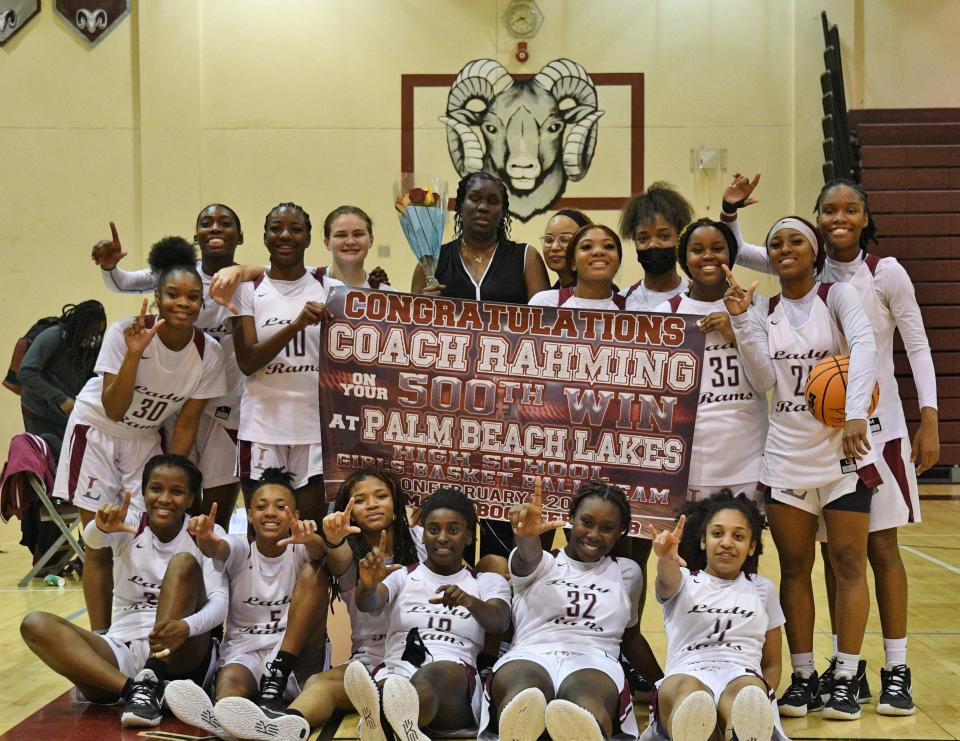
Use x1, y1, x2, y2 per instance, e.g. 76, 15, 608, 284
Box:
637, 246, 677, 275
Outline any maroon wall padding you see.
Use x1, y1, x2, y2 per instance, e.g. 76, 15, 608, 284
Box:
851, 108, 960, 465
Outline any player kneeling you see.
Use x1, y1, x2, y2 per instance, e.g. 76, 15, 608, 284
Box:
163, 469, 327, 739
642, 493, 789, 741
20, 455, 228, 728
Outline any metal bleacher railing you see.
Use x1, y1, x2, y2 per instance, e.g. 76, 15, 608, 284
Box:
821, 11, 860, 183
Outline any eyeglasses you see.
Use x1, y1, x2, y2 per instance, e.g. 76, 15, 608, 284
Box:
540, 234, 575, 248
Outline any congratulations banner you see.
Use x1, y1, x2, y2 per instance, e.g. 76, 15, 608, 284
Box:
319, 288, 705, 538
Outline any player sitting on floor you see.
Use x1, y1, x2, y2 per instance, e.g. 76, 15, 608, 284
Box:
481, 478, 645, 741
213, 468, 424, 741
344, 487, 511, 741
163, 468, 327, 739
20, 454, 228, 728
641, 492, 787, 741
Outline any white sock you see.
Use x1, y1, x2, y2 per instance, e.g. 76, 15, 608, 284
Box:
835, 652, 860, 680
883, 637, 908, 670
791, 652, 815, 678
831, 634, 838, 657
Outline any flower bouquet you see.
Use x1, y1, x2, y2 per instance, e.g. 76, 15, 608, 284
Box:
394, 174, 449, 289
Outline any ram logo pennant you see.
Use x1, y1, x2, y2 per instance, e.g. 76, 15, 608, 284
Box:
0, 0, 40, 46
55, 0, 129, 46
440, 58, 604, 222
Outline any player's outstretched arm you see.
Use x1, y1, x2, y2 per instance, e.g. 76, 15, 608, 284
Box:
278, 518, 325, 561
653, 515, 686, 601
354, 531, 400, 613
321, 497, 362, 577
761, 626, 783, 690
429, 586, 510, 634
509, 477, 564, 578
187, 504, 230, 561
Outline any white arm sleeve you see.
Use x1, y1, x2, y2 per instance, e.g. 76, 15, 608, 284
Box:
184, 555, 229, 637
828, 283, 878, 419
82, 517, 131, 550
730, 304, 777, 392
727, 218, 773, 273
878, 260, 938, 411
100, 266, 156, 294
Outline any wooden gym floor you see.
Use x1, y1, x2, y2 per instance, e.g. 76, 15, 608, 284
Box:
1, 488, 958, 740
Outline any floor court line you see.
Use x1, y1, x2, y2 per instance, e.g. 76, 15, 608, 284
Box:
900, 544, 960, 575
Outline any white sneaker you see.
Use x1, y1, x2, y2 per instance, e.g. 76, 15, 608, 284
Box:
343, 661, 389, 741
164, 680, 236, 740
731, 685, 774, 741
544, 699, 603, 741
214, 696, 309, 741
382, 674, 430, 741
498, 687, 547, 741
671, 690, 716, 741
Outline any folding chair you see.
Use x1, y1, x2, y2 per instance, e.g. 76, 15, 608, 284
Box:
17, 472, 85, 587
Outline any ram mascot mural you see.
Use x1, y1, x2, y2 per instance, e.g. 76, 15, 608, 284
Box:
440, 58, 604, 222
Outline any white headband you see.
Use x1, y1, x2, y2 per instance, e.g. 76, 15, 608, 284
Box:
766, 217, 820, 260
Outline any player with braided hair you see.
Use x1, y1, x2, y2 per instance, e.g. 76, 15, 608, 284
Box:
813, 178, 938, 715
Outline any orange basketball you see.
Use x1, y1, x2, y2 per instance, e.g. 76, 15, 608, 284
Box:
804, 354, 879, 429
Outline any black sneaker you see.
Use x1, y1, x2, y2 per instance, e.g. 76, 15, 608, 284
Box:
878, 665, 916, 716
258, 660, 287, 713
819, 657, 872, 705
620, 659, 653, 695
121, 668, 164, 727
823, 675, 861, 720
777, 671, 822, 717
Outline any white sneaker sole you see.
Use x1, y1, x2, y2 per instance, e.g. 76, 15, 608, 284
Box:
544, 699, 603, 741
164, 680, 236, 740
671, 690, 716, 741
120, 709, 162, 728
499, 687, 547, 741
382, 675, 430, 741
731, 685, 774, 741
343, 661, 389, 741
822, 702, 861, 721
877, 701, 917, 717
214, 696, 310, 741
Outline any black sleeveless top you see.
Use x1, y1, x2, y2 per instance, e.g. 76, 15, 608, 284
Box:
436, 238, 529, 304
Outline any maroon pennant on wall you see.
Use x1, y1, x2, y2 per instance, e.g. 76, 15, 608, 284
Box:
0, 0, 40, 46
55, 0, 128, 46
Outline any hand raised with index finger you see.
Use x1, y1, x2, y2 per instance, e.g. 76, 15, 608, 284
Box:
322, 497, 361, 545
509, 476, 565, 538
653, 514, 687, 567
91, 222, 128, 269
721, 265, 757, 317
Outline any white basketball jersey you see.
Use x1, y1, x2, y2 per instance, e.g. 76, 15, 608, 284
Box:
662, 568, 784, 674
529, 288, 627, 311
621, 277, 688, 311
219, 536, 311, 656
510, 549, 642, 658
763, 285, 875, 488
313, 266, 397, 292
197, 264, 244, 429
72, 317, 225, 439
338, 529, 427, 666
93, 516, 226, 642
235, 270, 343, 445
822, 255, 906, 444
381, 563, 511, 669
660, 295, 768, 486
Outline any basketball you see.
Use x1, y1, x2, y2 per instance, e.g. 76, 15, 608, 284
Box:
804, 354, 879, 429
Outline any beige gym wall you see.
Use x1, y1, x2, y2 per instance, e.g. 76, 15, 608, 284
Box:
0, 0, 954, 453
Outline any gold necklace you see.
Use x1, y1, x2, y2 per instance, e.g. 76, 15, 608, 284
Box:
462, 242, 494, 264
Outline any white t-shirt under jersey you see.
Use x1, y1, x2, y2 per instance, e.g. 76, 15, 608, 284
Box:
821, 253, 938, 444
656, 295, 768, 487
730, 283, 878, 488
219, 536, 313, 657
234, 269, 344, 445
662, 568, 784, 674
509, 549, 643, 659
83, 515, 228, 643
71, 317, 225, 439
529, 289, 625, 311
101, 261, 244, 428
380, 563, 511, 670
